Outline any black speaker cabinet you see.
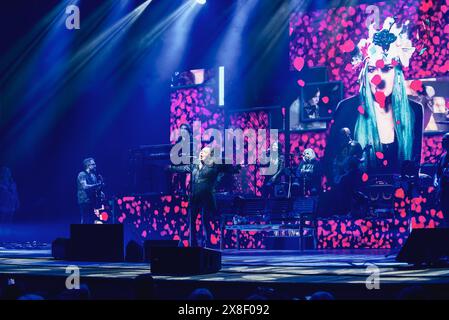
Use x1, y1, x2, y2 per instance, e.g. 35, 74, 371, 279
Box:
396, 228, 449, 265
150, 247, 221, 275
144, 239, 180, 262
52, 238, 71, 260
69, 224, 124, 262
126, 240, 144, 262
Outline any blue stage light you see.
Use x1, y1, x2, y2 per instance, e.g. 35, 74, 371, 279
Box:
196, 0, 206, 5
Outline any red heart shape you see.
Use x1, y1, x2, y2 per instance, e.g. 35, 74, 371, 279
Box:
293, 57, 305, 72
362, 173, 369, 182
375, 59, 385, 68
100, 212, 109, 221
374, 91, 386, 108
395, 188, 405, 199
410, 79, 423, 93
357, 105, 365, 115
340, 39, 355, 53
371, 74, 382, 86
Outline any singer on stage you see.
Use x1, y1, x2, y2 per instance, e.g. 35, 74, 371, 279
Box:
169, 147, 238, 247
77, 158, 105, 224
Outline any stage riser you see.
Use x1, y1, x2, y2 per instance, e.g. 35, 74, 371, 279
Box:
116, 190, 445, 250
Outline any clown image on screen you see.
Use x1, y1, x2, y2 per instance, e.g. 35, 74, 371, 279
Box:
325, 17, 424, 180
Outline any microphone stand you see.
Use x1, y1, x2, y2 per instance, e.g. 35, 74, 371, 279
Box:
181, 156, 196, 248
187, 164, 193, 247
92, 172, 105, 223
182, 155, 198, 247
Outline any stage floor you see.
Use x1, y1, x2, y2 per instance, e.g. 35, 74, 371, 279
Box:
1, 248, 449, 299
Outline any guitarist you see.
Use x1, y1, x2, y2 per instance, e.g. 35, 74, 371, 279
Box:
77, 158, 105, 224
333, 128, 372, 184
333, 128, 353, 184
434, 133, 449, 227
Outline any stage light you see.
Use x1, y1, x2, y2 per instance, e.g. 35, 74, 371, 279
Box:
196, 0, 206, 5
219, 66, 225, 106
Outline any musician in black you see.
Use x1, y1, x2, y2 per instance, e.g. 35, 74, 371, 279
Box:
294, 148, 322, 196
336, 155, 368, 217
169, 147, 239, 247
302, 88, 321, 120
434, 133, 449, 227
262, 142, 287, 197
77, 158, 104, 224
317, 137, 367, 217
332, 128, 354, 184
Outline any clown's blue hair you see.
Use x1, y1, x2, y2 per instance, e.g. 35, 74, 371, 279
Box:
355, 64, 415, 169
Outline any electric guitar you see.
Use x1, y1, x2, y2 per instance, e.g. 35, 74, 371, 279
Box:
93, 174, 106, 207
333, 143, 372, 184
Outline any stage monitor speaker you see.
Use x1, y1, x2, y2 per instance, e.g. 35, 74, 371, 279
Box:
70, 224, 124, 262
396, 228, 449, 265
150, 247, 221, 275
126, 240, 144, 262
144, 240, 180, 262
52, 238, 71, 260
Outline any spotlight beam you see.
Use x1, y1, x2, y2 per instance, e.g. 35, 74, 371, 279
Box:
0, 0, 79, 90
216, 0, 259, 72
116, 1, 194, 74
2, 0, 153, 154
67, 0, 153, 82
